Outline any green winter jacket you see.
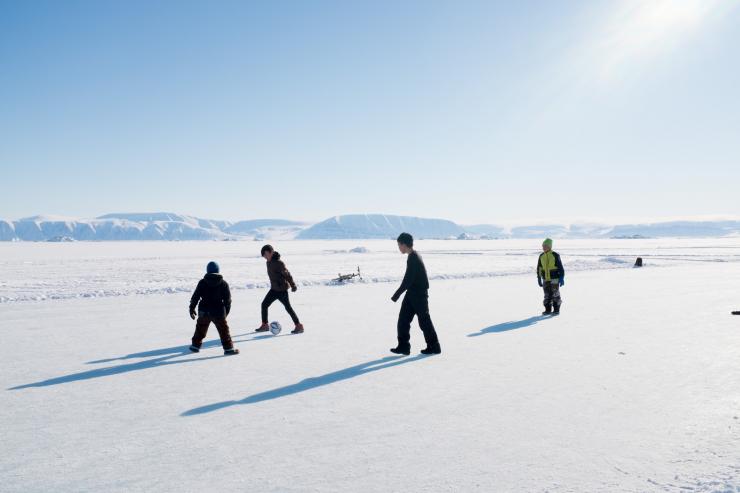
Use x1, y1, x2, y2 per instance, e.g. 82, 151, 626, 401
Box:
537, 251, 565, 283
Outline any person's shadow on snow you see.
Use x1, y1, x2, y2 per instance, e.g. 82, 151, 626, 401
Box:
85, 333, 268, 364
7, 333, 273, 390
467, 315, 547, 338
181, 354, 429, 416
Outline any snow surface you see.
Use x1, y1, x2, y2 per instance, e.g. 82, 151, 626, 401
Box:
2, 239, 740, 492
2, 238, 738, 304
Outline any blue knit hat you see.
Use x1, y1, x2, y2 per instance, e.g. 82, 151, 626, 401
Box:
206, 261, 220, 274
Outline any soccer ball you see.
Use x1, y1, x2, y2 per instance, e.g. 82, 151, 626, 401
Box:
269, 321, 282, 335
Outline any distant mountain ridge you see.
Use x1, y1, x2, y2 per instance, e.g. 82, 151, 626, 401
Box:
1, 213, 739, 241
0, 214, 306, 242
297, 214, 465, 239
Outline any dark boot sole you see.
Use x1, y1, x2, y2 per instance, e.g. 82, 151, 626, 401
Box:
390, 348, 410, 356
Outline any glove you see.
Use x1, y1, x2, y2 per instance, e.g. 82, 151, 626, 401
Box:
189, 308, 197, 320
291, 285, 297, 292
559, 278, 565, 287
537, 278, 543, 287
391, 293, 400, 303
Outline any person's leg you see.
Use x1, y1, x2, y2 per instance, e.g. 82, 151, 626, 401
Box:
410, 293, 440, 349
213, 318, 235, 350
276, 291, 301, 325
396, 295, 415, 351
261, 290, 279, 324
191, 316, 211, 348
551, 283, 562, 311
543, 284, 553, 312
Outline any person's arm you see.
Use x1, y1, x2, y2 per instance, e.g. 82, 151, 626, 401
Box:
392, 255, 418, 301
222, 281, 232, 316
280, 261, 297, 291
189, 281, 202, 318
536, 254, 543, 286
554, 252, 565, 285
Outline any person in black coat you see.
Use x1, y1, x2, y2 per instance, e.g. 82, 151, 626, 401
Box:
390, 233, 441, 355
188, 261, 239, 355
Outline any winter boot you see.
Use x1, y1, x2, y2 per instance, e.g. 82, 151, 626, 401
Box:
255, 323, 270, 332
542, 305, 552, 316
552, 304, 561, 315
390, 346, 411, 356
420, 343, 442, 355
291, 323, 304, 334
189, 345, 200, 353
224, 348, 240, 355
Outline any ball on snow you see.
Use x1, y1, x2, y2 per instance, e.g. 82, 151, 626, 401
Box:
269, 321, 282, 335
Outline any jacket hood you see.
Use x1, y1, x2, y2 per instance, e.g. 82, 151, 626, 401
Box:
203, 273, 224, 286
270, 251, 281, 261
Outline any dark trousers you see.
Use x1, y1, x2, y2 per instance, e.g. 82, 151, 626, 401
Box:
397, 291, 440, 350
262, 289, 300, 325
192, 316, 234, 350
543, 281, 562, 308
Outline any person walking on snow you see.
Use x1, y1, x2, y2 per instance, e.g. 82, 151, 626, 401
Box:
189, 261, 239, 355
255, 244, 304, 334
537, 238, 565, 316
390, 232, 441, 355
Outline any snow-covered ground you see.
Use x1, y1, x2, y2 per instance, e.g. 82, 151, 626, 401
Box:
2, 239, 740, 492
3, 238, 740, 304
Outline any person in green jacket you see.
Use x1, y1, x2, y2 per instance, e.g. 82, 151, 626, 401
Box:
537, 238, 565, 315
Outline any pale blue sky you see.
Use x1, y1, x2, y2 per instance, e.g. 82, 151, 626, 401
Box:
1, 0, 739, 224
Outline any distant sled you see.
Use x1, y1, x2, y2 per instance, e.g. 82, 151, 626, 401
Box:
332, 267, 362, 284
733, 311, 740, 315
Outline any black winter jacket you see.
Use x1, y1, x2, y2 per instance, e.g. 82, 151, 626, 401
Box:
189, 273, 232, 318
393, 250, 430, 300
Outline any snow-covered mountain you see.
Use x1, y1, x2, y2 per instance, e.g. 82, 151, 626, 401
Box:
0, 214, 306, 242
297, 214, 466, 239
3, 213, 740, 241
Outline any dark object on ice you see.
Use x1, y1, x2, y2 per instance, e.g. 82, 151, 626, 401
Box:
732, 311, 740, 315
634, 257, 643, 267
390, 346, 410, 356
291, 324, 304, 334
189, 345, 200, 353
224, 348, 240, 355
332, 266, 362, 283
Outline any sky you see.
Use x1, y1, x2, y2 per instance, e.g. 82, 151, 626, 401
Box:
1, 0, 739, 225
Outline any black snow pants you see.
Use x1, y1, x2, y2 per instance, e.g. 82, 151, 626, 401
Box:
261, 289, 300, 325
542, 281, 562, 309
397, 290, 440, 350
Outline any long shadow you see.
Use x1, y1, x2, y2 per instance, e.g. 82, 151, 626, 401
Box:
9, 332, 293, 391
467, 315, 547, 337
87, 333, 273, 364
182, 354, 429, 416
9, 352, 224, 390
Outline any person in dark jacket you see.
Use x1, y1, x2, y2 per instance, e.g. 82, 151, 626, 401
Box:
537, 238, 565, 315
390, 232, 441, 355
255, 244, 304, 334
189, 261, 239, 355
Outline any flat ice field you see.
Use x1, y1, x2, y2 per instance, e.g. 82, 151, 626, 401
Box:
2, 239, 740, 492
